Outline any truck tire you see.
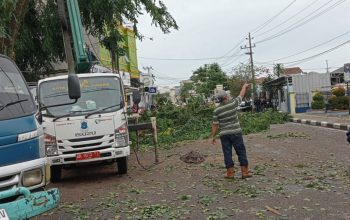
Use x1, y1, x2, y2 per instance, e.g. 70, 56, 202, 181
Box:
51, 165, 62, 182
117, 157, 128, 174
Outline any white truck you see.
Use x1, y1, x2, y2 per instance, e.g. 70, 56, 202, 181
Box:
37, 73, 130, 182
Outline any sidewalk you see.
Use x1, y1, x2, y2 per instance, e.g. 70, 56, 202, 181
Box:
290, 111, 350, 131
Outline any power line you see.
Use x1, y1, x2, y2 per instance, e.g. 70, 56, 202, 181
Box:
221, 54, 247, 68
214, 38, 246, 63
255, 0, 321, 38
152, 68, 189, 81
219, 47, 244, 66
224, 0, 296, 68
259, 29, 350, 63
138, 53, 245, 61
256, 0, 346, 44
284, 39, 350, 66
224, 59, 250, 74
252, 0, 297, 34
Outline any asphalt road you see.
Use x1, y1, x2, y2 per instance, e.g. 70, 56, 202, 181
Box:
36, 123, 350, 220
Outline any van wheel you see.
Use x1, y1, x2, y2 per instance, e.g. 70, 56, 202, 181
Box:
117, 157, 128, 174
51, 165, 62, 182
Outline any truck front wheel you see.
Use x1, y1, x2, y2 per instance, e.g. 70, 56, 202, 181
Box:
117, 157, 128, 174
50, 165, 62, 182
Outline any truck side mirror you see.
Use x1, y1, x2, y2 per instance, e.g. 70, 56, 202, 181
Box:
68, 74, 81, 99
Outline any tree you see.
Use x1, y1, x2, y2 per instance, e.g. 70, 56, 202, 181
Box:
15, 0, 65, 81
78, 0, 178, 55
227, 62, 263, 97
0, 0, 178, 80
0, 0, 29, 58
190, 63, 227, 97
179, 82, 194, 102
273, 63, 284, 77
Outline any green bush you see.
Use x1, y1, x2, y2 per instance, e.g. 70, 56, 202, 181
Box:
136, 102, 291, 148
311, 92, 325, 109
329, 96, 349, 110
311, 101, 325, 109
332, 87, 345, 97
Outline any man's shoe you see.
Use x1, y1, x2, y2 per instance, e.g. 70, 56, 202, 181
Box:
224, 167, 235, 179
241, 165, 252, 179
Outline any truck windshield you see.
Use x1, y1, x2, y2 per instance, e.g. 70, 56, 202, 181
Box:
39, 76, 122, 117
0, 56, 36, 121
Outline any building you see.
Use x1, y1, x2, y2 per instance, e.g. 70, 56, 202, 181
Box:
282, 67, 304, 76
330, 66, 345, 85
99, 26, 140, 81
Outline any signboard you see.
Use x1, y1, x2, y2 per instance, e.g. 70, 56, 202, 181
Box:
344, 64, 350, 82
148, 87, 157, 94
121, 72, 131, 86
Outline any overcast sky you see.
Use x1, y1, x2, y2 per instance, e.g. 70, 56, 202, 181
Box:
136, 0, 350, 86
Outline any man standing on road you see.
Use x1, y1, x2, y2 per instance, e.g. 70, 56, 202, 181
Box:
212, 83, 252, 179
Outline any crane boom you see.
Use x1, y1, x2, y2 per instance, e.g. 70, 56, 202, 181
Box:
58, 0, 92, 73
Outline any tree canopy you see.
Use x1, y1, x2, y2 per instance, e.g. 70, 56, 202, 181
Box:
0, 0, 178, 80
227, 62, 263, 97
190, 63, 227, 97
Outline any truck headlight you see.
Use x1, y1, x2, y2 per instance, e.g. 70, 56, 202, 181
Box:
22, 169, 43, 187
44, 133, 58, 156
115, 124, 129, 147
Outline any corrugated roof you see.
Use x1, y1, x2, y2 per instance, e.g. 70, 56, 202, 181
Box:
283, 67, 303, 75
331, 66, 344, 74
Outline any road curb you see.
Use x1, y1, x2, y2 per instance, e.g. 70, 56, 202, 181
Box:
290, 118, 349, 131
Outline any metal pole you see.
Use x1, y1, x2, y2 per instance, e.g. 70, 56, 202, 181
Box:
151, 117, 159, 164
116, 45, 120, 74
347, 82, 349, 115
57, 0, 75, 74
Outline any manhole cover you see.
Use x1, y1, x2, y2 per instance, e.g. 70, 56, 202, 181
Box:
180, 151, 205, 164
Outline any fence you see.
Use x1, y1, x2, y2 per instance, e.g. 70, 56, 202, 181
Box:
295, 93, 310, 113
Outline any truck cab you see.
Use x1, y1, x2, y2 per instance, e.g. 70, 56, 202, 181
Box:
0, 55, 47, 191
38, 73, 130, 181
0, 54, 61, 219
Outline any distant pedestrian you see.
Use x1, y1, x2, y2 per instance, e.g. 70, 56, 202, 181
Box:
211, 83, 252, 179
347, 129, 350, 143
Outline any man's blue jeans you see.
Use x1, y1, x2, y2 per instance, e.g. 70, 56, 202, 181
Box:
220, 133, 248, 168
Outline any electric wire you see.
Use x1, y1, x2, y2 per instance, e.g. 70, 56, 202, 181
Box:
221, 54, 248, 69
258, 29, 350, 64
256, 0, 346, 44
255, 0, 321, 38
252, 0, 297, 34
139, 53, 245, 61
284, 40, 350, 66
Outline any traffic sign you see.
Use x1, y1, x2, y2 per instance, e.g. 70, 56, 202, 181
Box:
148, 87, 157, 94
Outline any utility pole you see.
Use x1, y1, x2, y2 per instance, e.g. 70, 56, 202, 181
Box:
143, 66, 154, 109
241, 32, 256, 110
326, 60, 329, 74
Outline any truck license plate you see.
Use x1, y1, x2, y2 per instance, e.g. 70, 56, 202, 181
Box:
76, 151, 100, 161
0, 209, 9, 220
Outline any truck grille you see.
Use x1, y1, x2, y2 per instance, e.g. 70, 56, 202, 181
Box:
66, 135, 105, 143
58, 134, 115, 154
0, 174, 19, 191
62, 146, 111, 154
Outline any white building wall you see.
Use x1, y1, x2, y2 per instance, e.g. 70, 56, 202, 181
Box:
290, 73, 331, 105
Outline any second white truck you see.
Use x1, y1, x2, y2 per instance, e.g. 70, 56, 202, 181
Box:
37, 73, 130, 182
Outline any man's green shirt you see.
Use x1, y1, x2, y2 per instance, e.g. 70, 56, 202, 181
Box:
213, 96, 242, 136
